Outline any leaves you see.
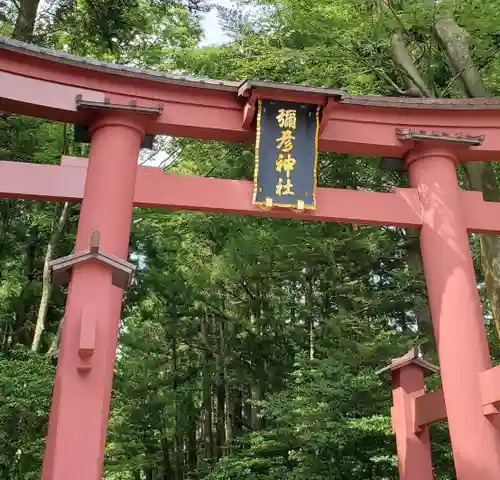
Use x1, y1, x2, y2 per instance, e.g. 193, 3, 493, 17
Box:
3, 1, 500, 479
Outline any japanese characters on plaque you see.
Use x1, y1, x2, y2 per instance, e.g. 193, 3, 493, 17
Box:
252, 99, 320, 210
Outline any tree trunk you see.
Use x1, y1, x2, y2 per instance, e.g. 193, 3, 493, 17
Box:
433, 15, 487, 98
378, 0, 431, 97
214, 314, 226, 459
244, 385, 252, 430
201, 314, 213, 461
231, 389, 243, 438
224, 358, 232, 447
306, 272, 314, 360
10, 233, 37, 348
391, 31, 432, 97
12, 0, 40, 41
46, 316, 64, 358
32, 202, 70, 352
171, 337, 183, 480
250, 295, 265, 431
186, 394, 197, 472
160, 417, 175, 480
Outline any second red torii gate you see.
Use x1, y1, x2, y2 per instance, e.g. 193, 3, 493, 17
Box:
3, 36, 500, 480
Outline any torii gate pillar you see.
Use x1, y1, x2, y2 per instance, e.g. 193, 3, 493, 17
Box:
41, 114, 145, 480
407, 145, 500, 479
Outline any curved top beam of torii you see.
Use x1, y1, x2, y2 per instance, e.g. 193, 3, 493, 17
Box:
2, 36, 500, 161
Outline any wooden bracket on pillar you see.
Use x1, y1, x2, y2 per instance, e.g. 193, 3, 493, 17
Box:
479, 365, 500, 417
50, 231, 136, 289
77, 307, 97, 373
75, 95, 163, 116
74, 95, 162, 148
396, 127, 485, 146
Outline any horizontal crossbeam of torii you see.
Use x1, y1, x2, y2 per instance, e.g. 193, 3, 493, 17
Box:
2, 156, 500, 233
3, 35, 500, 480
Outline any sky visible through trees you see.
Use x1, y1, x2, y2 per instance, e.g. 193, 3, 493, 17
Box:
201, 0, 232, 46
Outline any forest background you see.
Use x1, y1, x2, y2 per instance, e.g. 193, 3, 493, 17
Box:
1, 0, 500, 478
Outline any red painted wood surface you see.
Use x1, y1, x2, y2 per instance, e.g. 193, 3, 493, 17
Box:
414, 389, 447, 429
479, 365, 500, 410
407, 147, 500, 479
3, 38, 500, 480
41, 116, 144, 480
2, 44, 500, 160
4, 157, 500, 234
391, 365, 434, 480
0, 157, 422, 227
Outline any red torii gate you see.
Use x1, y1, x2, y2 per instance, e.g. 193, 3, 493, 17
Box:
2, 36, 500, 480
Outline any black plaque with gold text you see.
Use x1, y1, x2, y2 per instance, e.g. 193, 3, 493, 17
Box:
253, 99, 320, 210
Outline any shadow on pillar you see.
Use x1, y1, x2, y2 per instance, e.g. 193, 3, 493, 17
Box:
377, 346, 446, 480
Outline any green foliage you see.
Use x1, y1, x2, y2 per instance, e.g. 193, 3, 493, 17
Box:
206, 356, 397, 480
4, 1, 500, 479
0, 347, 54, 479
46, 0, 202, 60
